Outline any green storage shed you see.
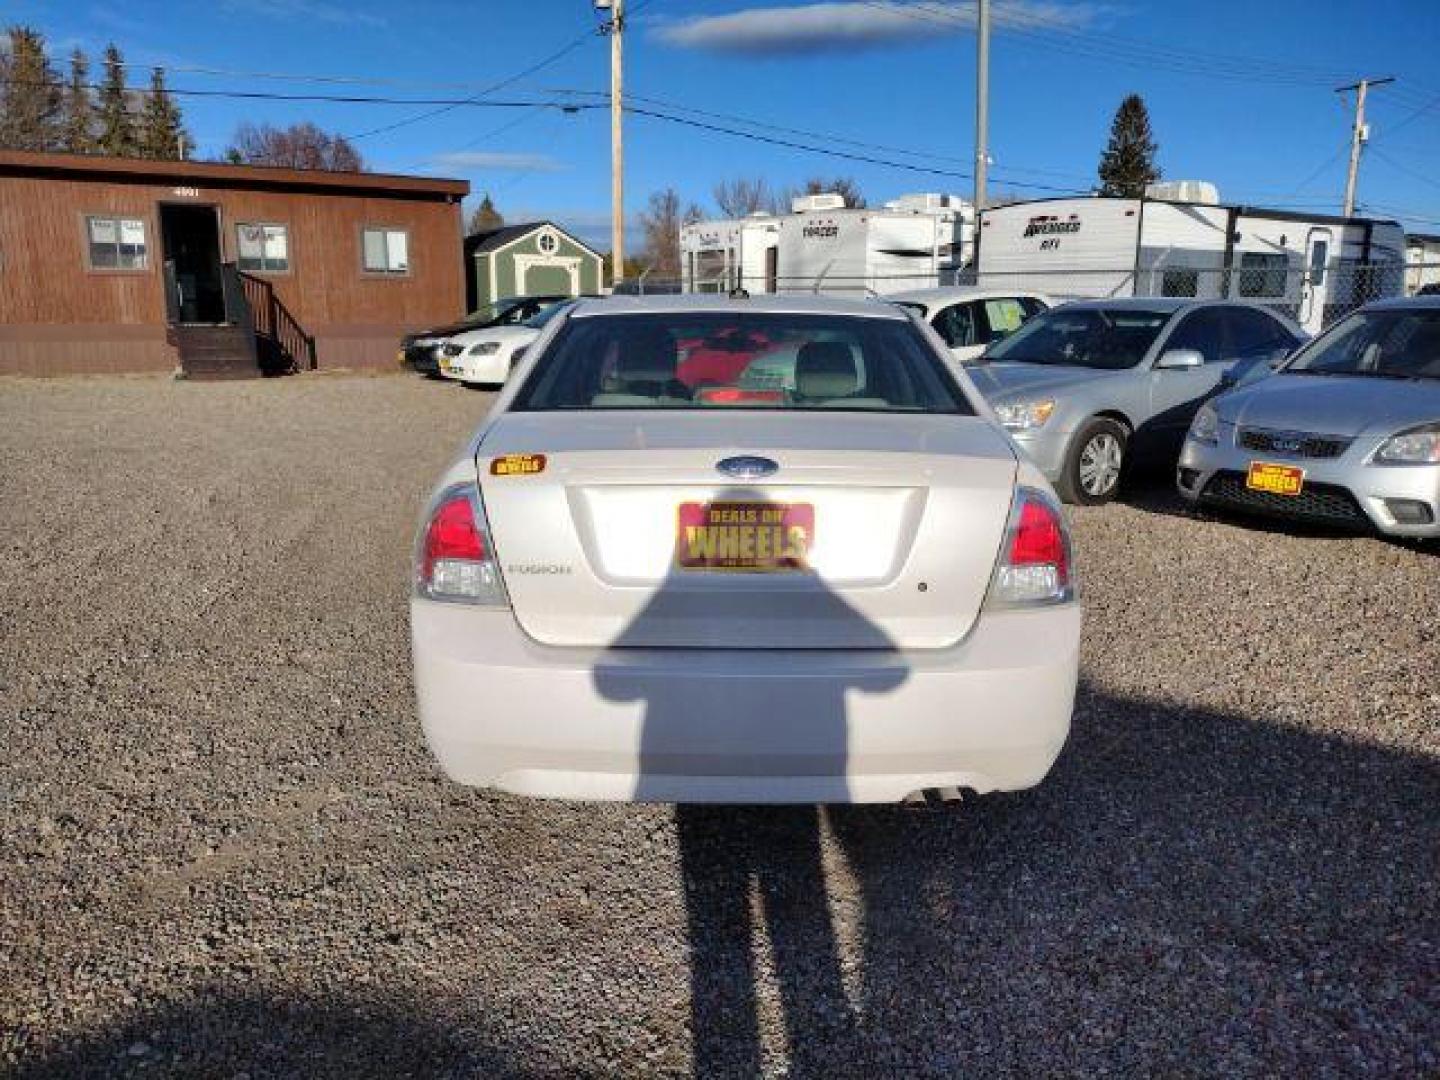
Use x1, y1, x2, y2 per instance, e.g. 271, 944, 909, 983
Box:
465, 221, 604, 310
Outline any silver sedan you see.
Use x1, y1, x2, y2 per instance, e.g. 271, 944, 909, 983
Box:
968, 299, 1304, 504
1178, 296, 1440, 537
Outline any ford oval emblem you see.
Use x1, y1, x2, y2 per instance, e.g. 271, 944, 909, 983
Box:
716, 455, 779, 480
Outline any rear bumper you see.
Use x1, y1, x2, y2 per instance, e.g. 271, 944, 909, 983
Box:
1177, 434, 1440, 538
411, 600, 1081, 803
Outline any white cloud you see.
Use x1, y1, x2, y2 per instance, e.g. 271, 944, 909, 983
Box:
653, 1, 1099, 55
504, 207, 642, 251
429, 152, 567, 173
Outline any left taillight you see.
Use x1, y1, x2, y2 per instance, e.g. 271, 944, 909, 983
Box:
415, 484, 508, 605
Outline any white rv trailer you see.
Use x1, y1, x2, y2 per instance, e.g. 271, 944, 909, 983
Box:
1405, 233, 1440, 295
679, 213, 781, 293
974, 194, 1406, 334
680, 192, 973, 296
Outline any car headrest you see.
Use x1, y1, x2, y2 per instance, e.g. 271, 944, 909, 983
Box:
611, 328, 678, 384
795, 341, 858, 399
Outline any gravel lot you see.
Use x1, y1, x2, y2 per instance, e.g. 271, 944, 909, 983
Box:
2, 372, 1436, 1078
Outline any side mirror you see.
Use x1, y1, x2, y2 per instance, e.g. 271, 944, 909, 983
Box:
1155, 348, 1205, 371
1267, 347, 1292, 370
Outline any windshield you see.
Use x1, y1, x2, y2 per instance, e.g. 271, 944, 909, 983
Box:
523, 301, 570, 329
511, 312, 974, 414
983, 307, 1173, 370
1285, 308, 1440, 380
460, 299, 523, 327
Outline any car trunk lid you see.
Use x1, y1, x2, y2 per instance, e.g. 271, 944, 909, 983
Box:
477, 411, 1018, 649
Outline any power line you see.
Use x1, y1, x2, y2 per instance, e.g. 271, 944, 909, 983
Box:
624, 103, 1087, 193
1368, 146, 1440, 193
342, 25, 604, 141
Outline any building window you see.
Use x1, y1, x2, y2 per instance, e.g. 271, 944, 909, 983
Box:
362, 227, 409, 275
1238, 252, 1288, 298
86, 214, 148, 270
237, 223, 290, 273
537, 232, 558, 254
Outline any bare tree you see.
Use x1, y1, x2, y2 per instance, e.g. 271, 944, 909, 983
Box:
226, 122, 366, 171
638, 188, 702, 279
0, 26, 62, 151
712, 176, 776, 218
802, 176, 866, 208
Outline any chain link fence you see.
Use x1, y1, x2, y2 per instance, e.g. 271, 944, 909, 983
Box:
614, 260, 1437, 334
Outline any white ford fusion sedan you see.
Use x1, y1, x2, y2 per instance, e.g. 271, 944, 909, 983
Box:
410, 295, 1081, 803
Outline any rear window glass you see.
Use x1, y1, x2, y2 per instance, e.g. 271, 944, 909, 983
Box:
510, 312, 974, 414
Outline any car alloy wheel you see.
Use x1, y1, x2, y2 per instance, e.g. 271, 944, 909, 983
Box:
1078, 432, 1123, 496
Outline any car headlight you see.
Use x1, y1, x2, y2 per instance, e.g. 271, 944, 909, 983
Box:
1373, 423, 1440, 466
1188, 403, 1219, 445
995, 399, 1056, 432
442, 343, 464, 357
468, 342, 502, 356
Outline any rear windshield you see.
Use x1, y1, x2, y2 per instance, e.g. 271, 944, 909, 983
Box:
510, 312, 974, 414
983, 306, 1173, 370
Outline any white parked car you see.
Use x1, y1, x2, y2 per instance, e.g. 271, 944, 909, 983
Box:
439, 300, 574, 387
889, 287, 1052, 362
411, 295, 1081, 804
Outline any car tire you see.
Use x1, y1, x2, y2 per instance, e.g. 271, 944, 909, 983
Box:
1056, 418, 1128, 505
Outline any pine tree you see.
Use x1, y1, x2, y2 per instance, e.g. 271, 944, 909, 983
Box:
467, 193, 503, 234
96, 44, 136, 157
1097, 94, 1160, 198
139, 67, 185, 159
0, 26, 62, 151
62, 48, 96, 153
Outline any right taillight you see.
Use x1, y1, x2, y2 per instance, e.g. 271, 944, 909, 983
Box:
415, 484, 507, 605
986, 488, 1075, 608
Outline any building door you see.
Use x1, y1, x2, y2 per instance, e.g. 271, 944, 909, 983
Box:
1298, 228, 1333, 335
160, 204, 226, 324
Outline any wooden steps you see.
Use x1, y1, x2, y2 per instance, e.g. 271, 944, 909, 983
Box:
170, 324, 259, 380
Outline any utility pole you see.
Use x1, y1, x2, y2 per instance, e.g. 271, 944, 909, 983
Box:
597, 0, 626, 285
1338, 76, 1393, 217
973, 0, 990, 214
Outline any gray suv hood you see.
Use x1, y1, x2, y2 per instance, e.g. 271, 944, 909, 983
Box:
1215, 373, 1440, 437
968, 361, 1128, 402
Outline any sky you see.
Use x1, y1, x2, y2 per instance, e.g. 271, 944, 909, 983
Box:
2, 0, 1438, 250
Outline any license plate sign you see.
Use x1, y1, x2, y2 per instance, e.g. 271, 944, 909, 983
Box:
1247, 461, 1305, 496
676, 502, 813, 572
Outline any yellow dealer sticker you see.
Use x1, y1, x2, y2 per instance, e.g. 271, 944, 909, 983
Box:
490, 453, 547, 477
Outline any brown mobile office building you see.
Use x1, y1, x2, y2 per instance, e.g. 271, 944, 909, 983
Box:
0, 151, 468, 376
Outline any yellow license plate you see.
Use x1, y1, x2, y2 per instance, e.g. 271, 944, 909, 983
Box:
1246, 461, 1305, 496
675, 502, 814, 572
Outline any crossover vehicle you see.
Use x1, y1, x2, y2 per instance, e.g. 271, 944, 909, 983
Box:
411, 296, 1081, 803
889, 287, 1052, 362
400, 294, 569, 375
1179, 296, 1440, 537
968, 298, 1304, 504
440, 299, 575, 387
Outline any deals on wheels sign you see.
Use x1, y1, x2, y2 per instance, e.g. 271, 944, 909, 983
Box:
675, 502, 814, 572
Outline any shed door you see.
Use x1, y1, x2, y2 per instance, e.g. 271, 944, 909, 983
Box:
525, 263, 574, 296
